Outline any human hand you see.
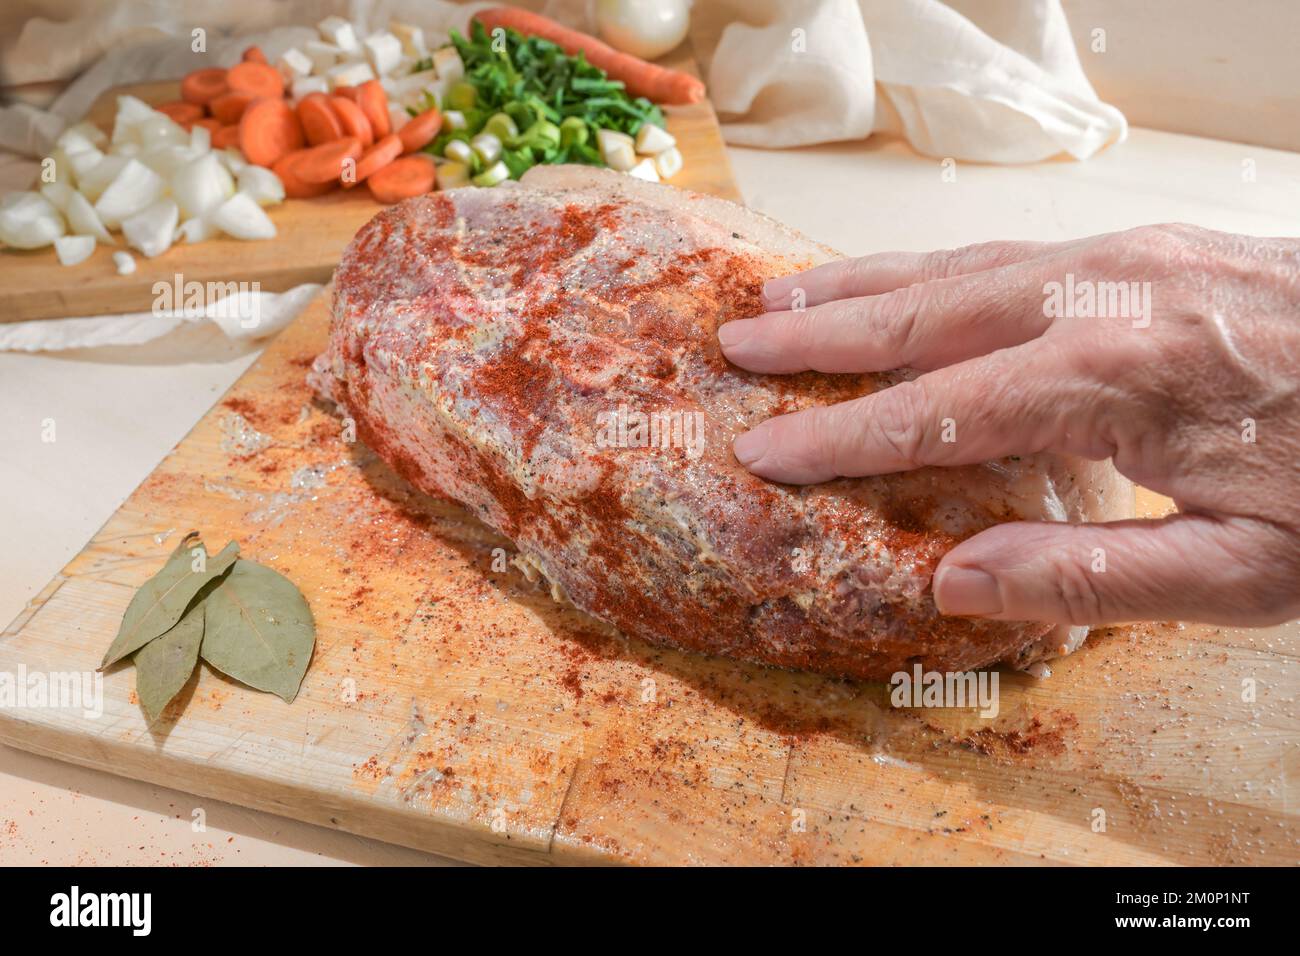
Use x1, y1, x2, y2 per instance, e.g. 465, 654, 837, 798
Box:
719, 224, 1300, 627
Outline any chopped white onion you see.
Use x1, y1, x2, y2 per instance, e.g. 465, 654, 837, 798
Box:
596, 129, 636, 171
190, 123, 212, 153
139, 144, 198, 180
0, 192, 66, 249
318, 15, 361, 54
40, 181, 77, 212
212, 192, 276, 240
364, 31, 403, 76
327, 60, 376, 90
77, 154, 129, 202
66, 146, 107, 185
627, 156, 660, 182
122, 198, 179, 257
63, 120, 107, 149
291, 75, 331, 102
135, 116, 188, 149
214, 148, 247, 176
176, 216, 217, 244
110, 94, 163, 146
653, 146, 683, 180
634, 123, 676, 156
236, 165, 285, 206
54, 234, 96, 266
302, 40, 342, 74
171, 152, 235, 220
431, 46, 463, 83
65, 190, 115, 244
56, 126, 103, 158
278, 47, 314, 80
93, 158, 165, 229
390, 21, 429, 59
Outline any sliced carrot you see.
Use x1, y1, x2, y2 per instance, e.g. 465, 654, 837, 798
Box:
226, 61, 284, 100
296, 93, 344, 146
242, 45, 268, 64
333, 86, 360, 102
209, 90, 256, 125
180, 67, 228, 106
192, 117, 223, 133
293, 137, 363, 184
272, 151, 337, 199
397, 108, 442, 153
356, 80, 390, 138
329, 96, 374, 148
345, 134, 403, 187
474, 7, 704, 105
213, 125, 242, 150
156, 101, 203, 125
367, 155, 435, 204
239, 98, 304, 167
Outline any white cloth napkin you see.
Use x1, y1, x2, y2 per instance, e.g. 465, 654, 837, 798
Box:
691, 0, 1126, 161
0, 284, 324, 352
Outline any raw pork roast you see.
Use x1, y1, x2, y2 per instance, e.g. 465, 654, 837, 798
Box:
311, 166, 1132, 680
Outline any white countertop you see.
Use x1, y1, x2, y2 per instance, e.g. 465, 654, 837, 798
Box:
2, 127, 1298, 865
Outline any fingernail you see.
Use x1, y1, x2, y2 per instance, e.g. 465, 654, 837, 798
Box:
717, 318, 753, 350
762, 276, 796, 308
934, 566, 1003, 616
733, 427, 769, 466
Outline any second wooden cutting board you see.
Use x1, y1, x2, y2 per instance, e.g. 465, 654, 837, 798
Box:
0, 54, 735, 324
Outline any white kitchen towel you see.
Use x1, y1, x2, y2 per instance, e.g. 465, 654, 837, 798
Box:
0, 283, 323, 352
690, 0, 1126, 161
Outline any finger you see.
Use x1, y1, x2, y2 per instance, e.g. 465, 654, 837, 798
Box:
720, 258, 1056, 375
932, 513, 1300, 627
732, 341, 1108, 484
761, 239, 1079, 312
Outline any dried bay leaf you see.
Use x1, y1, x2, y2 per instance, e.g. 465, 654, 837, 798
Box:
134, 587, 209, 723
200, 559, 316, 703
101, 534, 239, 669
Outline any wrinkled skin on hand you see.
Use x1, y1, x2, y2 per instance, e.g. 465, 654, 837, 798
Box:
719, 224, 1300, 628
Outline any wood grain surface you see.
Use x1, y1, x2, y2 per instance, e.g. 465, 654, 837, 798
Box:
0, 50, 736, 323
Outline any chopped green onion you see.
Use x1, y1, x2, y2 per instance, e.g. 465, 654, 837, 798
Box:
444, 139, 474, 165
470, 132, 503, 165
446, 81, 477, 111
559, 116, 589, 148
437, 161, 471, 189
428, 21, 676, 186
471, 160, 510, 187
484, 112, 519, 142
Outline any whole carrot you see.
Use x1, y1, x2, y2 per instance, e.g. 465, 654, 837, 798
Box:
473, 6, 704, 105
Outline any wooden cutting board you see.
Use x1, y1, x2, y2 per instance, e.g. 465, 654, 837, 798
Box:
0, 51, 736, 324
2, 285, 1296, 864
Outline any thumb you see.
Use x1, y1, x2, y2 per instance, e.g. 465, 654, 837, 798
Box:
932, 513, 1297, 628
